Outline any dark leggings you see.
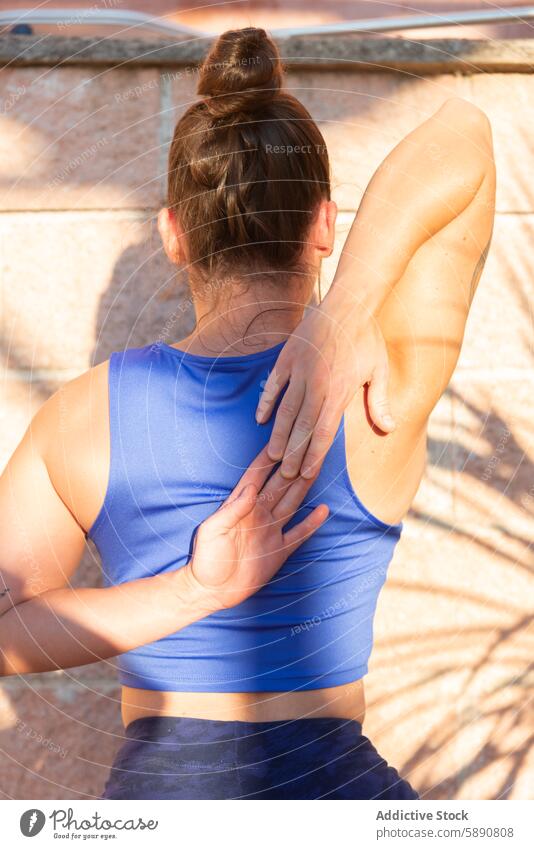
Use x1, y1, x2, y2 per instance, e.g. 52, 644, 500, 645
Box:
102, 715, 419, 800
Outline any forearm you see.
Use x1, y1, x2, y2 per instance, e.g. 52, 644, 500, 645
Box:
0, 565, 211, 676
326, 98, 494, 320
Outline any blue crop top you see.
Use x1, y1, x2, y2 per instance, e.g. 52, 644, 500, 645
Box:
87, 341, 402, 692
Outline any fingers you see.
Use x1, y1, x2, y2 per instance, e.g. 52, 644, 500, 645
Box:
366, 358, 396, 434
256, 362, 290, 425
265, 379, 306, 462
210, 484, 257, 532
300, 402, 341, 479
256, 463, 320, 526
282, 504, 329, 554
279, 393, 324, 479
271, 472, 318, 525
256, 465, 296, 512
228, 445, 277, 500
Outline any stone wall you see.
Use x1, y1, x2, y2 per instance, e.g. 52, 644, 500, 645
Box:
0, 37, 532, 799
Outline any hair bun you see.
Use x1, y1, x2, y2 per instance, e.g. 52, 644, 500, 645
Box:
197, 27, 283, 118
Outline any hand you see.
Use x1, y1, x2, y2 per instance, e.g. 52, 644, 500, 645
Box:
255, 299, 396, 480
184, 446, 328, 613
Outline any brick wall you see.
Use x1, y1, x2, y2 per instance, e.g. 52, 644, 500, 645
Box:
0, 43, 532, 799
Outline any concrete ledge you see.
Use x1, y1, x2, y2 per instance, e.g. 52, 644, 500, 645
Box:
0, 35, 533, 73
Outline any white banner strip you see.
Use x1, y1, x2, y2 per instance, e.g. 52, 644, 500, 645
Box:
3, 799, 532, 848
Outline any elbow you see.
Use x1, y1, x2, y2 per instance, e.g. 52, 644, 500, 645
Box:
440, 97, 492, 138
0, 641, 16, 677
0, 630, 22, 678
0, 653, 12, 678
438, 97, 494, 174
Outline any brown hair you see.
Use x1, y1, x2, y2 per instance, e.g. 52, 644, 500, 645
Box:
167, 27, 331, 290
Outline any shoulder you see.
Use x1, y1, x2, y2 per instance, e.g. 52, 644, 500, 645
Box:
35, 343, 166, 456
31, 361, 111, 531
20, 345, 160, 531
32, 344, 158, 443
33, 360, 110, 451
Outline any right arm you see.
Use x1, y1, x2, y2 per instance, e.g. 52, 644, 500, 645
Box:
258, 97, 495, 475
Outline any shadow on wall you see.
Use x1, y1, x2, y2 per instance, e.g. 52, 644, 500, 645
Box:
90, 234, 191, 364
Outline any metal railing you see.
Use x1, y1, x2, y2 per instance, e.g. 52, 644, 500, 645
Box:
0, 5, 533, 38
0, 8, 204, 37
273, 6, 534, 37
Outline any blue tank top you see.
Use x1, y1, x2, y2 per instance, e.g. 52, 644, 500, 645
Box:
87, 341, 402, 692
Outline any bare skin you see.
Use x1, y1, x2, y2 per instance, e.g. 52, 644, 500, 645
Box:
0, 98, 495, 728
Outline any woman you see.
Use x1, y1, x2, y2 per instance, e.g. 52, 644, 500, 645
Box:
0, 28, 495, 799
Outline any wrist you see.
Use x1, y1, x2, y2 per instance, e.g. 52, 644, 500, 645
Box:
170, 563, 221, 622
322, 275, 378, 330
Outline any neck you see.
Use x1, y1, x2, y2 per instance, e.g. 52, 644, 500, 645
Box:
176, 278, 315, 356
